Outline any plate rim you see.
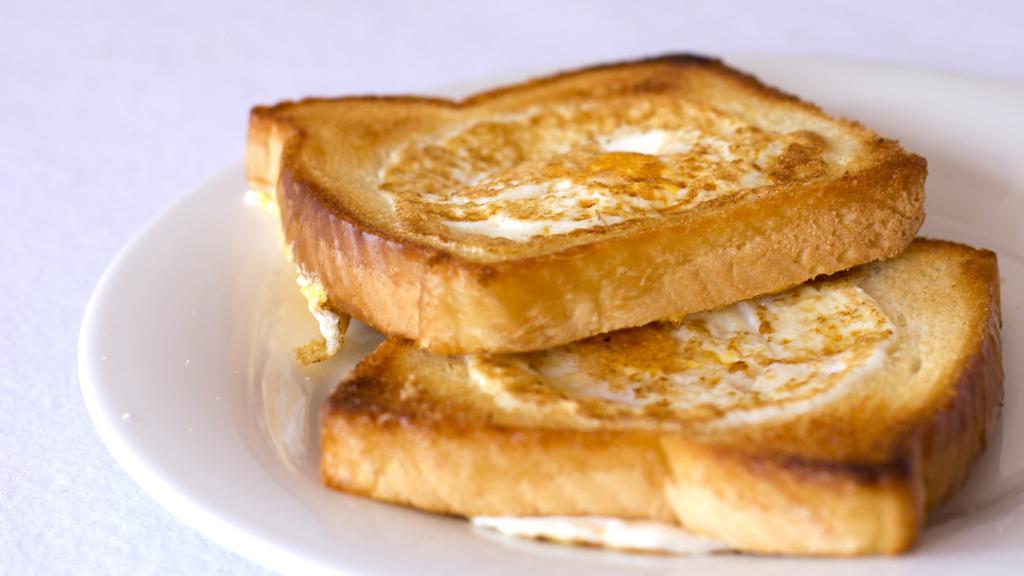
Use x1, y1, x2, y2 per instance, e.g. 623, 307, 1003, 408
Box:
78, 165, 346, 576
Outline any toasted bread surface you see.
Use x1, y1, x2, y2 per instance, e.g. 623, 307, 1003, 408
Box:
247, 54, 926, 354
321, 239, 1002, 555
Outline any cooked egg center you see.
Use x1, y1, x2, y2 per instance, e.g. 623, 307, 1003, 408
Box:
379, 98, 829, 243
466, 282, 894, 426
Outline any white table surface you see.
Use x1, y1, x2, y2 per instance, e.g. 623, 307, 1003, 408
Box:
2, 1, 1021, 573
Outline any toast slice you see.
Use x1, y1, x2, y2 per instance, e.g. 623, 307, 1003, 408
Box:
320, 239, 1002, 556
247, 54, 926, 354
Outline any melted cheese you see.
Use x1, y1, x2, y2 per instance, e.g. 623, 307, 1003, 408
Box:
465, 282, 895, 426
295, 272, 344, 357
243, 188, 279, 217
473, 516, 728, 555
379, 99, 832, 244
244, 189, 343, 361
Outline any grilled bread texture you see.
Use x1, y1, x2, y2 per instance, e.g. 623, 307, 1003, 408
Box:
321, 240, 1002, 555
247, 54, 926, 354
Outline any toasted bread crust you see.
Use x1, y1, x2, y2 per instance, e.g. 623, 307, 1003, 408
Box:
247, 54, 927, 354
320, 240, 1002, 555
914, 250, 1003, 510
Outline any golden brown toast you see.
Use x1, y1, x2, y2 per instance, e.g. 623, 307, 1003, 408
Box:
247, 54, 926, 354
320, 239, 1002, 556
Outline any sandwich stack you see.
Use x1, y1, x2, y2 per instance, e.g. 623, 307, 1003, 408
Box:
245, 55, 1002, 556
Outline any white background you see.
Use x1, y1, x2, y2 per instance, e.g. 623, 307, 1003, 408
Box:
2, 1, 1021, 573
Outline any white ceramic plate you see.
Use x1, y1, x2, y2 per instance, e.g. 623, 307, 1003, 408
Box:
80, 57, 1024, 575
